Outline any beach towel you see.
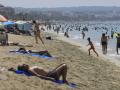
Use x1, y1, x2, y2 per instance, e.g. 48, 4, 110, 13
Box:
10, 49, 53, 60
15, 70, 32, 76
15, 70, 76, 88
54, 80, 76, 88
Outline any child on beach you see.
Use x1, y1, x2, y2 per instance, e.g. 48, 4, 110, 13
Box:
87, 37, 99, 57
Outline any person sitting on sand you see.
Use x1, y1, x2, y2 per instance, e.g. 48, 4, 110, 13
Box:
8, 63, 69, 84
87, 37, 99, 57
32, 20, 44, 44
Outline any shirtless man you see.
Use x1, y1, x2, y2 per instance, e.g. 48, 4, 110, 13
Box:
8, 63, 68, 84
101, 33, 108, 54
87, 37, 99, 57
116, 34, 120, 55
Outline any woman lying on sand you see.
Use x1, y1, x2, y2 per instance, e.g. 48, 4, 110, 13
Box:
8, 63, 69, 84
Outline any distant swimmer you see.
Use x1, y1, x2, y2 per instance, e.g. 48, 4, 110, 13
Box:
81, 31, 85, 39
87, 37, 99, 57
111, 31, 114, 39
116, 34, 120, 55
101, 33, 108, 54
56, 27, 60, 34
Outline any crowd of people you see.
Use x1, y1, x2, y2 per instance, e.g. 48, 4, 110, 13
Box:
45, 22, 120, 56
1, 20, 119, 85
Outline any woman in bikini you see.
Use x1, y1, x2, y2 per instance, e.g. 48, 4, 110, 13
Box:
9, 63, 68, 84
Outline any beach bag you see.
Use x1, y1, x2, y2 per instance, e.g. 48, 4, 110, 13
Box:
46, 36, 52, 40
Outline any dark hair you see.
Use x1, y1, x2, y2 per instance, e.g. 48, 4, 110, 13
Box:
18, 65, 24, 71
102, 33, 105, 37
32, 20, 36, 24
87, 37, 90, 41
118, 33, 120, 36
17, 64, 29, 72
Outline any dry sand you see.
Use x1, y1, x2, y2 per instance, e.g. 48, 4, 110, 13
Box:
0, 33, 119, 90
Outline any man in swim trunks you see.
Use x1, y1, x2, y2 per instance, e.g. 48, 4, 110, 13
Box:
116, 34, 120, 55
9, 63, 68, 84
101, 33, 108, 54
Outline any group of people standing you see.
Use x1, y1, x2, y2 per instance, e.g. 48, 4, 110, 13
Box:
101, 32, 120, 55
31, 21, 120, 56
86, 31, 120, 57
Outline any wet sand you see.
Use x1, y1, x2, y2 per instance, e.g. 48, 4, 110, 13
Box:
0, 33, 120, 90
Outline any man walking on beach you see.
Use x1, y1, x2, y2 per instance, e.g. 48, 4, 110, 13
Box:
116, 34, 120, 55
87, 37, 99, 57
32, 20, 44, 44
101, 33, 108, 54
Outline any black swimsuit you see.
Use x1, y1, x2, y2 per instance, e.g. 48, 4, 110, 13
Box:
102, 42, 107, 45
47, 70, 59, 80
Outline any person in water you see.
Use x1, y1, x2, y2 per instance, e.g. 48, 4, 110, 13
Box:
101, 33, 108, 54
81, 31, 85, 39
116, 34, 120, 55
8, 63, 69, 84
87, 37, 99, 57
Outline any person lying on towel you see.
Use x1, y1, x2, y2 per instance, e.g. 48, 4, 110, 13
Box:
8, 63, 69, 84
17, 48, 52, 57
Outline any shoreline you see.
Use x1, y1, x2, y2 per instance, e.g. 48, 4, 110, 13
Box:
45, 31, 120, 67
0, 33, 120, 90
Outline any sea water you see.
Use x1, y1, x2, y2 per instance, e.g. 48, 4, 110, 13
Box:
56, 21, 120, 61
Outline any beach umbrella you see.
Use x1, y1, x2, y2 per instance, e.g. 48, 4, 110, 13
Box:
0, 15, 7, 22
3, 21, 15, 25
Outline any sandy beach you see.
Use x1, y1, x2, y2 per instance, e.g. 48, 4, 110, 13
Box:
0, 32, 119, 90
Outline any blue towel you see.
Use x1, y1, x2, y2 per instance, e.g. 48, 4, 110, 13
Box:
10, 50, 53, 59
15, 70, 32, 76
15, 70, 76, 88
30, 53, 51, 59
54, 80, 76, 88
